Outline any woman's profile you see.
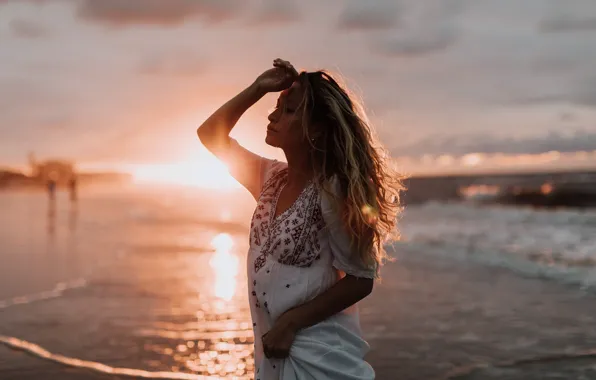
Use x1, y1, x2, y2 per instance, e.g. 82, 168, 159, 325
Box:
197, 58, 402, 379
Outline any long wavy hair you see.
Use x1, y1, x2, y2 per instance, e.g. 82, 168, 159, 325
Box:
296, 70, 405, 276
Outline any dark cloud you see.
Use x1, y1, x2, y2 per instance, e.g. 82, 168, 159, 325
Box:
369, 0, 466, 57
538, 1, 596, 33
338, 0, 399, 30
559, 111, 577, 123
9, 18, 48, 38
374, 29, 455, 57
540, 15, 596, 33
76, 0, 243, 26
250, 0, 300, 25
0, 0, 55, 4
511, 78, 596, 108
394, 130, 596, 156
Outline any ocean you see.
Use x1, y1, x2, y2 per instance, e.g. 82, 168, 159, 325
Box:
1, 185, 596, 380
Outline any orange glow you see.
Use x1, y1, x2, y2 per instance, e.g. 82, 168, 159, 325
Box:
390, 149, 596, 176
131, 158, 241, 189
459, 184, 500, 198
209, 233, 239, 301
461, 153, 484, 167
541, 183, 554, 195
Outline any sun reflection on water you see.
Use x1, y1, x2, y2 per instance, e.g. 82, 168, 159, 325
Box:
137, 230, 253, 378
209, 233, 239, 301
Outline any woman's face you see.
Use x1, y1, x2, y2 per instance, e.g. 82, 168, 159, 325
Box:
265, 81, 308, 150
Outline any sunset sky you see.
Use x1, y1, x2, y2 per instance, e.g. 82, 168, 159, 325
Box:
1, 0, 595, 177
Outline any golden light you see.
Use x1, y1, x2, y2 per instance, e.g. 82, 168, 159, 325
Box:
361, 204, 379, 225
209, 233, 239, 301
541, 183, 554, 195
130, 156, 241, 190
461, 153, 483, 167
436, 154, 455, 166
459, 184, 500, 198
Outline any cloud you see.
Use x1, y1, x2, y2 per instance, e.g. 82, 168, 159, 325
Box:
0, 0, 56, 4
338, 0, 400, 30
540, 16, 596, 33
368, 0, 466, 57
137, 52, 208, 77
510, 77, 596, 108
3, 0, 596, 165
373, 29, 455, 57
76, 0, 243, 26
9, 18, 48, 38
394, 130, 596, 156
539, 1, 596, 33
249, 0, 300, 25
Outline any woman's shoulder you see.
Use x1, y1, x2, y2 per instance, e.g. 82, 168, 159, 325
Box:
261, 160, 288, 191
270, 159, 288, 172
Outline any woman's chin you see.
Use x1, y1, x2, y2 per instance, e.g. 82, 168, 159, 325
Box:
265, 134, 279, 147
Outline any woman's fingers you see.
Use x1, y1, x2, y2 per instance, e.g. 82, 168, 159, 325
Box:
264, 344, 289, 359
273, 58, 298, 76
276, 348, 290, 358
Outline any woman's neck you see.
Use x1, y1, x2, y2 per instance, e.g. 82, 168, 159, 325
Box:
284, 149, 314, 188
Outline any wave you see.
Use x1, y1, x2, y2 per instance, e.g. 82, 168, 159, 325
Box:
0, 335, 220, 380
398, 202, 596, 289
444, 348, 596, 379
136, 327, 254, 342
397, 241, 596, 291
0, 279, 87, 310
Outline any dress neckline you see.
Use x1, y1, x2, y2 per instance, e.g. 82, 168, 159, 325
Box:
270, 169, 315, 225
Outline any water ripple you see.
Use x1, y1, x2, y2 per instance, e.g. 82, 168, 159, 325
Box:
0, 335, 237, 379
0, 279, 87, 310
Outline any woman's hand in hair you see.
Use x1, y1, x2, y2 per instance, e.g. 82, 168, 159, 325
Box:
254, 58, 299, 94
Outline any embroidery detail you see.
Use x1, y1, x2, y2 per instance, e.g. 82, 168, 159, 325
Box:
250, 163, 287, 272
252, 227, 261, 246
250, 163, 324, 273
275, 188, 323, 267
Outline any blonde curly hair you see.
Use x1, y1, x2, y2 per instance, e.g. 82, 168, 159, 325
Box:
296, 70, 405, 276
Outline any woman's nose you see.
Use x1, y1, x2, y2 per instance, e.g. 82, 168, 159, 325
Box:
268, 110, 278, 122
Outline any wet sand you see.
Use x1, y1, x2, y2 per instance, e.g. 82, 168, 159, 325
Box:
2, 246, 596, 380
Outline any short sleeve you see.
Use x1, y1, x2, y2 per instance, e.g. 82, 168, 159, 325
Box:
223, 138, 275, 200
321, 176, 378, 279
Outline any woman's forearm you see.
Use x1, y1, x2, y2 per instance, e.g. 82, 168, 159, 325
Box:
197, 82, 266, 154
281, 274, 373, 332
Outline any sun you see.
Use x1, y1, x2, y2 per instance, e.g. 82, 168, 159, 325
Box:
131, 155, 241, 190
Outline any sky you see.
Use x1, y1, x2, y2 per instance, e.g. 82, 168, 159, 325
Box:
1, 0, 596, 175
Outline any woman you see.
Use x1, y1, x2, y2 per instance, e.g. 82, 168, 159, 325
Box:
197, 58, 402, 379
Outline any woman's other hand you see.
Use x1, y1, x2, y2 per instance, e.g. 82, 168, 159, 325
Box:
261, 310, 299, 359
254, 58, 299, 94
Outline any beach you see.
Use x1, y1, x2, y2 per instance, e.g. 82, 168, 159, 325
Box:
1, 186, 596, 380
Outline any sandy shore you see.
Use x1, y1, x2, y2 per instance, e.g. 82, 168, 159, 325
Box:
2, 247, 596, 380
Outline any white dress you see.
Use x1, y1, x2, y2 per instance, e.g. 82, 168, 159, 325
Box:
225, 139, 376, 380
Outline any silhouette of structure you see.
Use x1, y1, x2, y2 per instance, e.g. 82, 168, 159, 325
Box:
29, 152, 76, 186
